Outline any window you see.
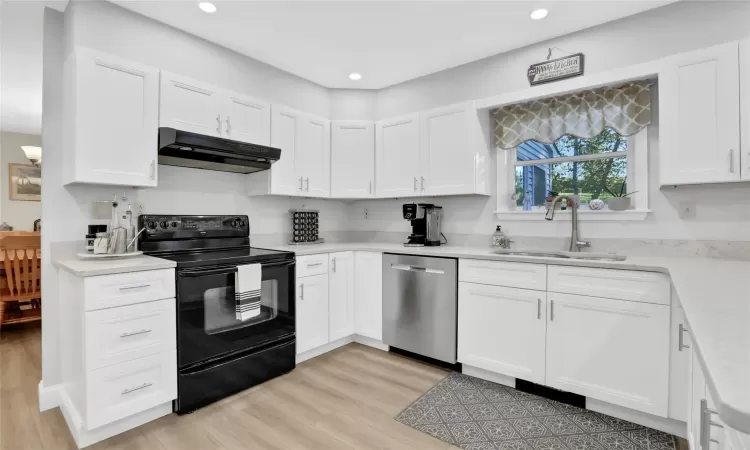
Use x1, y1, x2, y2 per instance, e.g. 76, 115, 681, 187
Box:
496, 127, 649, 219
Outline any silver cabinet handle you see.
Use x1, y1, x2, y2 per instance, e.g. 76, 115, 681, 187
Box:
537, 299, 541, 320
729, 149, 735, 173
390, 264, 444, 275
121, 382, 152, 395
332, 257, 336, 273
120, 329, 152, 338
150, 160, 156, 180
299, 283, 304, 301
413, 177, 418, 192
119, 284, 151, 291
305, 177, 309, 192
225, 116, 231, 133
369, 180, 372, 194
550, 300, 555, 321
421, 176, 425, 191
678, 323, 690, 351
307, 262, 322, 267
299, 177, 303, 191
216, 114, 221, 134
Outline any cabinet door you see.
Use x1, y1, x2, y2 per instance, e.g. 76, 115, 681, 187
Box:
160, 71, 222, 137
329, 252, 354, 341
269, 105, 304, 196
420, 101, 477, 195
298, 114, 331, 197
354, 252, 383, 340
296, 274, 329, 354
458, 283, 546, 385
331, 121, 375, 198
376, 114, 421, 197
689, 348, 707, 450
659, 41, 740, 185
669, 299, 691, 422
741, 39, 750, 181
222, 89, 271, 146
546, 292, 670, 416
71, 47, 159, 187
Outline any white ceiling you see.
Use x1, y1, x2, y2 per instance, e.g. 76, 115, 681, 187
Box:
112, 0, 675, 89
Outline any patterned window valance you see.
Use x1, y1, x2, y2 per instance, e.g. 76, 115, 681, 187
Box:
492, 81, 652, 149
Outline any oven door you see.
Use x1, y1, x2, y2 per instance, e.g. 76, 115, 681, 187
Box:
176, 258, 295, 368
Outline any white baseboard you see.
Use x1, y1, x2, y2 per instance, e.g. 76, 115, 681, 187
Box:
462, 364, 516, 388
38, 380, 62, 412
59, 385, 172, 449
588, 398, 687, 438
353, 334, 389, 351
296, 336, 354, 364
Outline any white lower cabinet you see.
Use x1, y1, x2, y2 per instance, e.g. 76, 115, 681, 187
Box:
546, 292, 670, 416
354, 251, 383, 340
329, 252, 355, 341
296, 273, 330, 354
458, 283, 546, 385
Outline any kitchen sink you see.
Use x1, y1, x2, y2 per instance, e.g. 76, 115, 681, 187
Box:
490, 249, 626, 261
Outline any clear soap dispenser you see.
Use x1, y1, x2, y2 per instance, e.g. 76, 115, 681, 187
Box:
492, 226, 505, 247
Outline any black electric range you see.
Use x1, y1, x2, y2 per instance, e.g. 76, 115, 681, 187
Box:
139, 215, 296, 414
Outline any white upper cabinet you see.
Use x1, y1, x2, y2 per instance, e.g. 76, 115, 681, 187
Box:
420, 101, 488, 195
659, 41, 741, 185
64, 47, 159, 187
741, 39, 750, 181
331, 121, 375, 198
376, 114, 421, 197
545, 292, 670, 417
354, 252, 383, 341
328, 252, 355, 342
298, 114, 331, 197
160, 71, 223, 138
267, 105, 303, 196
223, 90, 271, 146
160, 71, 271, 147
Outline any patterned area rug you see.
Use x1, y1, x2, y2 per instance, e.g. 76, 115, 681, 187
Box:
396, 372, 678, 450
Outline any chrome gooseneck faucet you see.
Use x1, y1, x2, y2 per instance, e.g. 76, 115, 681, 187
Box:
545, 196, 591, 252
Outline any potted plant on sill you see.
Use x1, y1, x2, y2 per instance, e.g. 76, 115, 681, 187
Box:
605, 183, 637, 211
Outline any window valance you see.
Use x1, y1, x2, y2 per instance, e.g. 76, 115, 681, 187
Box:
492, 81, 652, 149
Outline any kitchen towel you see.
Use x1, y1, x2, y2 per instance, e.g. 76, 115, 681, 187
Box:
235, 263, 262, 321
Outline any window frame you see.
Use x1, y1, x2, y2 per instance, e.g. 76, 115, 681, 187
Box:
495, 128, 650, 221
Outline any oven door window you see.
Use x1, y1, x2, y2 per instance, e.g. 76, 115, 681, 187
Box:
177, 260, 295, 368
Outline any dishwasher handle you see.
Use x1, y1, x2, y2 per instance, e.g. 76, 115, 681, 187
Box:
390, 263, 445, 275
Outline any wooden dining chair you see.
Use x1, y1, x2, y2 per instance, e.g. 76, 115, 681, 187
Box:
0, 235, 42, 327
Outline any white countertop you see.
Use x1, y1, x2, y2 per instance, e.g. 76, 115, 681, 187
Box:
53, 254, 176, 277
263, 241, 750, 433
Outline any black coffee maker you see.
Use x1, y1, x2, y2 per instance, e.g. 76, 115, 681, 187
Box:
403, 203, 443, 247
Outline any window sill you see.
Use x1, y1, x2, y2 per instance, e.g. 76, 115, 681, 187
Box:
494, 209, 651, 222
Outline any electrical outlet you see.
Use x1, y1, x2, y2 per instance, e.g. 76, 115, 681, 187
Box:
678, 201, 697, 219
364, 208, 369, 219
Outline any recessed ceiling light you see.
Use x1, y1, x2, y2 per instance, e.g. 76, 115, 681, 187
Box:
530, 8, 548, 20
199, 2, 217, 13
348, 72, 362, 81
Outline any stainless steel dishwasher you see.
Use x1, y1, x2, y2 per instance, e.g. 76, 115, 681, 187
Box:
382, 253, 458, 364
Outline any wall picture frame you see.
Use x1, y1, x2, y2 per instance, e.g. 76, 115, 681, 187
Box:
9, 163, 41, 202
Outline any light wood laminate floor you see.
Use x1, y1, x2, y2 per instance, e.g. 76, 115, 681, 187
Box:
1, 326, 455, 449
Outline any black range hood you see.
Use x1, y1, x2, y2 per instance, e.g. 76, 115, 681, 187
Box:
158, 127, 281, 174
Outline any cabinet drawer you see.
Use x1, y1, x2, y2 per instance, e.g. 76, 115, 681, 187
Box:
86, 350, 177, 430
547, 266, 670, 305
84, 269, 175, 311
85, 299, 176, 370
297, 254, 329, 278
459, 259, 546, 290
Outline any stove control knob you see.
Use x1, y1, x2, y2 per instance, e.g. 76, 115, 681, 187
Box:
230, 218, 240, 228
146, 220, 157, 229
171, 221, 178, 228
239, 219, 246, 227
159, 220, 169, 229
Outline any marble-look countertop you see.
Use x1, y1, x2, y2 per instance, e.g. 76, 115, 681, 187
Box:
53, 254, 176, 277
262, 242, 750, 433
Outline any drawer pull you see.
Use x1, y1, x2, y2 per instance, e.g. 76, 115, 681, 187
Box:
121, 382, 153, 395
537, 299, 541, 320
120, 329, 152, 338
119, 284, 151, 291
307, 263, 323, 267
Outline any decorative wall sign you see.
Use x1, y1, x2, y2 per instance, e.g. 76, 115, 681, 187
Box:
527, 53, 585, 86
9, 163, 41, 202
